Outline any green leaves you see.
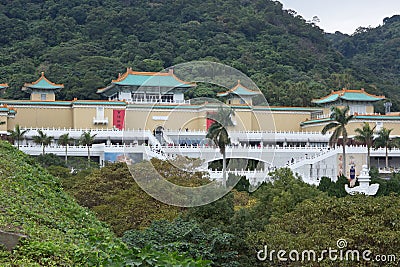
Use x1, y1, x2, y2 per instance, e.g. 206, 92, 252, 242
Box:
248, 195, 400, 266
0, 141, 204, 266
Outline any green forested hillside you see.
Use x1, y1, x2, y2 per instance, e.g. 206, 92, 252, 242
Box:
331, 15, 400, 110
0, 0, 398, 108
0, 142, 208, 266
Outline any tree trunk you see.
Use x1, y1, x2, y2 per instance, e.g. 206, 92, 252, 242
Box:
342, 143, 347, 177
42, 144, 45, 155
367, 146, 370, 169
65, 145, 68, 164
222, 151, 227, 188
386, 146, 389, 169
87, 145, 90, 164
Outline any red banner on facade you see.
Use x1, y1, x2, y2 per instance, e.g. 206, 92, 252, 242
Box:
206, 118, 215, 130
113, 109, 125, 130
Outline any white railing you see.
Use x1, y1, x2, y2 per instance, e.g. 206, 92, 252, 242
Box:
126, 99, 190, 104
18, 127, 331, 138
162, 129, 328, 135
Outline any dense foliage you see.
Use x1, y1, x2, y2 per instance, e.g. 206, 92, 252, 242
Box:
123, 218, 239, 266
0, 141, 209, 266
248, 195, 400, 266
1, 0, 397, 108
330, 15, 400, 110
57, 155, 400, 266
62, 160, 210, 236
121, 168, 325, 266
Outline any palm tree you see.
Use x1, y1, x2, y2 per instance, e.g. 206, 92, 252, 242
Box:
32, 129, 54, 155
58, 133, 73, 164
354, 122, 376, 169
374, 128, 393, 169
206, 106, 233, 186
7, 124, 29, 150
321, 106, 354, 176
79, 131, 97, 164
207, 122, 230, 186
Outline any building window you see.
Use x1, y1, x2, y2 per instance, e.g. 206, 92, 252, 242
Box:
349, 104, 366, 115
161, 94, 173, 103
133, 93, 145, 101
93, 106, 108, 124
41, 94, 46, 101
96, 107, 104, 120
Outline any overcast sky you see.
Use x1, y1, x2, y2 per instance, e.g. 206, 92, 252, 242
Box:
278, 0, 400, 34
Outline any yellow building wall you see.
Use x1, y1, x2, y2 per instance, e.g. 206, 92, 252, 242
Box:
301, 120, 400, 135
0, 115, 7, 132
4, 102, 400, 135
8, 107, 73, 129
251, 111, 311, 132
30, 92, 56, 101
125, 109, 206, 131
72, 106, 116, 129
366, 106, 374, 114
232, 110, 254, 131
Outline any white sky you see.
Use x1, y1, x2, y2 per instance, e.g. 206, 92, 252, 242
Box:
278, 0, 400, 34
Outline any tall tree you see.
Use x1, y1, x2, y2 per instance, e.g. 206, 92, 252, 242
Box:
79, 131, 97, 164
32, 129, 54, 155
374, 128, 394, 169
7, 125, 29, 150
58, 133, 74, 164
321, 106, 354, 176
206, 122, 231, 187
206, 106, 234, 186
354, 122, 376, 169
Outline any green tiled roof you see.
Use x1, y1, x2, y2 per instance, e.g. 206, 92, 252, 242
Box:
23, 73, 64, 91
300, 118, 332, 126
267, 107, 322, 112
115, 74, 193, 88
312, 89, 385, 104
2, 100, 126, 107
355, 115, 400, 120
97, 68, 195, 95
312, 94, 339, 104
1, 100, 72, 106
73, 101, 126, 106
218, 81, 260, 97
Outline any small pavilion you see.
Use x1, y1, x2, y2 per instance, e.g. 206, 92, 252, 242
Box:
217, 80, 261, 106
22, 72, 64, 101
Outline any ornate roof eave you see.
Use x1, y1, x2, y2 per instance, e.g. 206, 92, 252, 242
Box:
98, 68, 196, 95
112, 67, 196, 86
22, 72, 64, 92
0, 83, 8, 90
217, 80, 261, 97
312, 88, 385, 104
